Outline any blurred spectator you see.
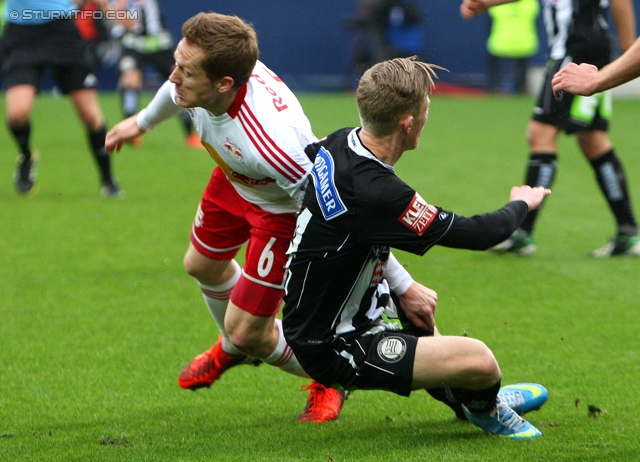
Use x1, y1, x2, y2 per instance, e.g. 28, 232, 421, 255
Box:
347, 0, 423, 76
486, 0, 539, 94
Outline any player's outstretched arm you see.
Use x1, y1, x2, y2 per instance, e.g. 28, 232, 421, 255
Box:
105, 115, 144, 152
436, 186, 550, 251
106, 80, 187, 152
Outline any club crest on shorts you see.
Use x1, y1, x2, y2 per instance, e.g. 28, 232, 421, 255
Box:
377, 336, 407, 363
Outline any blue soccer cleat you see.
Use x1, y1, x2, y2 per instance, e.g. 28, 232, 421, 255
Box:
463, 396, 542, 439
499, 383, 548, 415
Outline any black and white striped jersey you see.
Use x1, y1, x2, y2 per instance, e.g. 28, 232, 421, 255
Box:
282, 127, 528, 351
543, 0, 613, 66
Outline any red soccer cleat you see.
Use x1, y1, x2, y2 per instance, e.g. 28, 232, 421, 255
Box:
178, 336, 253, 390
297, 381, 346, 423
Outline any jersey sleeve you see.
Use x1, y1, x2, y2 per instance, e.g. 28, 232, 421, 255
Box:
437, 200, 529, 250
136, 81, 184, 131
355, 170, 454, 255
356, 170, 529, 254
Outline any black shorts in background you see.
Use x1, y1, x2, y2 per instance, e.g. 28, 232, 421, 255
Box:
2, 19, 96, 94
532, 58, 610, 134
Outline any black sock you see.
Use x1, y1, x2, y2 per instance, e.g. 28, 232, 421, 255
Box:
9, 121, 32, 159
590, 149, 638, 236
88, 126, 113, 184
427, 388, 466, 419
520, 152, 557, 235
448, 379, 502, 414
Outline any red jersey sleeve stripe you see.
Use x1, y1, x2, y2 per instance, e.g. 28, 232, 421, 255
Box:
238, 103, 308, 180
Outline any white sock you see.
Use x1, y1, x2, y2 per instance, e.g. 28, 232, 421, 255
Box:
198, 260, 242, 355
262, 319, 309, 378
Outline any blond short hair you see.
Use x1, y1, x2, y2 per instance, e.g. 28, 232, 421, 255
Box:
356, 57, 446, 136
182, 12, 259, 87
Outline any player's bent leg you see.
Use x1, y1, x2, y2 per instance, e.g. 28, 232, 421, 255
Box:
413, 336, 542, 439
226, 291, 346, 424
412, 335, 500, 390
183, 244, 238, 286
224, 302, 280, 359
178, 249, 257, 390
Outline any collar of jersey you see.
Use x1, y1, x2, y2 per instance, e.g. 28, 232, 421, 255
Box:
347, 128, 394, 172
227, 84, 248, 119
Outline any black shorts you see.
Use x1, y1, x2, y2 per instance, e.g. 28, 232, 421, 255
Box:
2, 20, 96, 94
333, 331, 420, 397
293, 295, 434, 397
119, 48, 174, 79
533, 58, 611, 134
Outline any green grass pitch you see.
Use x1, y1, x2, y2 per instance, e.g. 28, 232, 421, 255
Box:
1, 92, 639, 461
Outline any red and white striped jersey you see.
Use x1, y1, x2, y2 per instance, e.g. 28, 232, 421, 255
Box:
186, 61, 315, 214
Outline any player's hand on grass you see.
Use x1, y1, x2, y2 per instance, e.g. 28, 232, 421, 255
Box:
510, 185, 551, 211
551, 62, 600, 98
105, 115, 145, 152
398, 282, 437, 331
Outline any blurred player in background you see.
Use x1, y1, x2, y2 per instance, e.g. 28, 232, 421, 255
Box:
282, 57, 549, 439
105, 12, 357, 423
2, 0, 122, 197
552, 36, 640, 96
461, 0, 640, 257
107, 0, 201, 148
485, 0, 539, 94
